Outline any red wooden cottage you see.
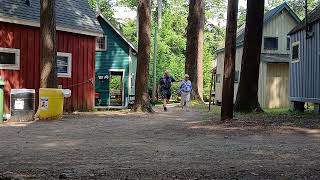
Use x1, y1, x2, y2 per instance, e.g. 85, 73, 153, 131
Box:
0, 0, 103, 113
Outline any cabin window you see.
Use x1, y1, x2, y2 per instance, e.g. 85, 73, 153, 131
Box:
291, 41, 300, 62
234, 71, 240, 83
0, 48, 20, 70
216, 74, 221, 83
57, 52, 72, 78
264, 37, 278, 50
287, 37, 291, 50
96, 36, 107, 51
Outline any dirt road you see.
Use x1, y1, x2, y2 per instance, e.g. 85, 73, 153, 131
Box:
0, 105, 319, 179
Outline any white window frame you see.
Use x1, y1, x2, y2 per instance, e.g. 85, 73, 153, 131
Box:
291, 41, 300, 63
57, 52, 72, 78
0, 47, 20, 70
96, 35, 107, 51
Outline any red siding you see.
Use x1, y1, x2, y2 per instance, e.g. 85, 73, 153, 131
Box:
0, 22, 96, 113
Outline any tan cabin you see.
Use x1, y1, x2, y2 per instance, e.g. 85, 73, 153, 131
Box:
215, 3, 301, 108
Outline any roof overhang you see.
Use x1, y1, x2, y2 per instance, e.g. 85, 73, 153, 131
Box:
98, 14, 138, 53
261, 53, 290, 63
215, 41, 244, 54
0, 16, 104, 37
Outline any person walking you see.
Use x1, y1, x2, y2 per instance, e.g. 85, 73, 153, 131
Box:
159, 70, 176, 112
179, 74, 192, 111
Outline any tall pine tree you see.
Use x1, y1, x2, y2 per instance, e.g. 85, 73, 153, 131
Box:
234, 0, 265, 112
40, 0, 57, 88
221, 0, 238, 121
185, 0, 205, 101
133, 0, 153, 112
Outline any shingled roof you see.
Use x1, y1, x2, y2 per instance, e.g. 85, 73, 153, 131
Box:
289, 4, 320, 35
216, 2, 300, 53
0, 0, 103, 36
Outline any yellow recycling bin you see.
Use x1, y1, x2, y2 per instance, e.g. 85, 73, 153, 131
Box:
37, 88, 71, 120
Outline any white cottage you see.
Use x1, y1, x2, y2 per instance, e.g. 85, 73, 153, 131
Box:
215, 3, 301, 108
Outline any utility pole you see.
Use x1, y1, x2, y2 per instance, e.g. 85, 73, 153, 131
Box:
221, 0, 238, 121
152, 0, 162, 103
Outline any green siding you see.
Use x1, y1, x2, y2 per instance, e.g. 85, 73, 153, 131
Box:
95, 17, 130, 106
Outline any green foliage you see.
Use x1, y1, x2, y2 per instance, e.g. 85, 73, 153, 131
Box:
109, 75, 122, 91
117, 0, 137, 9
124, 0, 225, 99
266, 0, 320, 19
88, 0, 120, 27
237, 6, 247, 28
121, 19, 138, 47
90, 0, 226, 100
238, 0, 320, 30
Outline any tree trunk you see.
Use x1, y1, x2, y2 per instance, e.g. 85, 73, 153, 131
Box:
40, 0, 57, 88
234, 0, 265, 113
185, 0, 205, 102
221, 0, 238, 121
133, 0, 153, 112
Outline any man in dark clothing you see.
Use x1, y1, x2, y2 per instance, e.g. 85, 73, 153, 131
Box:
159, 70, 176, 111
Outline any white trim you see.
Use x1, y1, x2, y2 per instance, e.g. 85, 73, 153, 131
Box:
96, 35, 107, 51
289, 97, 320, 104
291, 41, 300, 63
57, 52, 72, 78
109, 69, 126, 107
98, 14, 138, 53
0, 47, 20, 70
0, 16, 103, 37
128, 48, 132, 96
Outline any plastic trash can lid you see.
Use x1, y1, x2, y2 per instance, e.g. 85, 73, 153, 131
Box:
11, 89, 36, 94
62, 89, 71, 98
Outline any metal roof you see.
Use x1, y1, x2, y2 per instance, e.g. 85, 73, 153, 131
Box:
289, 4, 320, 35
215, 2, 301, 54
0, 0, 103, 36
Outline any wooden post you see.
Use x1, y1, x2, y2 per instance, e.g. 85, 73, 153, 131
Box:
208, 69, 214, 111
221, 0, 238, 121
152, 21, 159, 104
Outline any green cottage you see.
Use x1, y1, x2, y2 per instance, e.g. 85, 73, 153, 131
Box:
95, 15, 137, 108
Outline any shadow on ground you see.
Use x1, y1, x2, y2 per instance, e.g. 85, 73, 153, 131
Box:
0, 104, 319, 179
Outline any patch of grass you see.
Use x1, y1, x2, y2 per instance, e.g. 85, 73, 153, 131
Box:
90, 108, 98, 112
293, 119, 306, 127
191, 100, 206, 108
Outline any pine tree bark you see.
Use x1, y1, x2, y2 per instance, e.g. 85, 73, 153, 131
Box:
40, 0, 58, 88
234, 0, 265, 113
133, 0, 153, 112
221, 0, 238, 121
185, 0, 205, 101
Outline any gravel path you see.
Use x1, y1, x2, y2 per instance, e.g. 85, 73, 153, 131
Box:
0, 105, 319, 179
